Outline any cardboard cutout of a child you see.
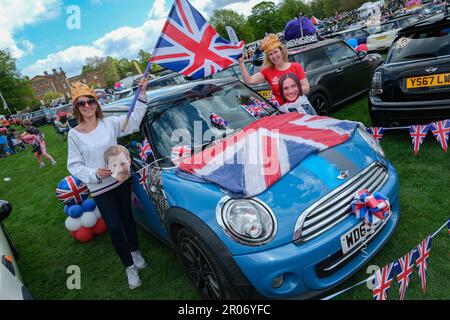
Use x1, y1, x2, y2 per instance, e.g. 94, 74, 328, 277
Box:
104, 145, 131, 182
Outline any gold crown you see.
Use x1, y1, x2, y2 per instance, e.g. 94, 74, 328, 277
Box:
261, 33, 282, 53
70, 82, 97, 103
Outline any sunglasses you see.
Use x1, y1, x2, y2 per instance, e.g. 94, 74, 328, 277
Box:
75, 98, 97, 109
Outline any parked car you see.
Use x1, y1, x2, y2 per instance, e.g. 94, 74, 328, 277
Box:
242, 38, 384, 115
28, 109, 48, 127
0, 200, 33, 299
366, 14, 419, 52
102, 78, 399, 299
369, 13, 450, 127
327, 27, 370, 44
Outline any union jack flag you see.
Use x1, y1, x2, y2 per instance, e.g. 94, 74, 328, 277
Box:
138, 167, 150, 197
268, 94, 280, 108
139, 138, 153, 161
241, 104, 268, 118
430, 120, 450, 152
372, 262, 396, 300
178, 113, 358, 197
249, 97, 271, 111
210, 112, 228, 128
366, 127, 384, 142
409, 125, 430, 156
395, 249, 417, 300
415, 236, 432, 293
149, 0, 244, 79
56, 176, 89, 205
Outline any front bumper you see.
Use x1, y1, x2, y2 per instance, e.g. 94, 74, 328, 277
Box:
369, 94, 450, 127
232, 162, 399, 299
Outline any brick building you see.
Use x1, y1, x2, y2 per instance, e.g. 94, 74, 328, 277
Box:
30, 68, 71, 102
68, 68, 107, 89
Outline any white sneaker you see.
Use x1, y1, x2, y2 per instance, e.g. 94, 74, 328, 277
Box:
125, 265, 141, 289
131, 250, 147, 270
51, 160, 57, 165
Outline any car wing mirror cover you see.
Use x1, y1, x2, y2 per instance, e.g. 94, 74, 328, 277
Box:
0, 200, 12, 222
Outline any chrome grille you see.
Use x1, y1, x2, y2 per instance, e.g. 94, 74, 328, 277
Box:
294, 162, 388, 243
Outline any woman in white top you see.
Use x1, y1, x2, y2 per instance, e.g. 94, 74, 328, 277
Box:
278, 73, 317, 116
67, 79, 148, 290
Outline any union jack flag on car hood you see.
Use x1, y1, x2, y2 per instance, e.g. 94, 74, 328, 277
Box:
178, 113, 358, 198
150, 0, 245, 79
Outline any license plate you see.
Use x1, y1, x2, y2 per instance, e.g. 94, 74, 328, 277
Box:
258, 90, 272, 98
406, 73, 450, 89
340, 222, 374, 254
375, 35, 387, 40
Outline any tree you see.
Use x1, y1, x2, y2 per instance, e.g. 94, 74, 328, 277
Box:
137, 50, 162, 76
115, 58, 136, 79
0, 49, 40, 113
247, 1, 285, 39
102, 57, 120, 87
43, 91, 63, 106
82, 56, 105, 73
279, 0, 310, 26
210, 9, 255, 43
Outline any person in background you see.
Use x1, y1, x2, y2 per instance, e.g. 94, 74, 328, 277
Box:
278, 73, 316, 115
238, 33, 310, 106
54, 115, 70, 134
21, 126, 57, 168
67, 78, 149, 290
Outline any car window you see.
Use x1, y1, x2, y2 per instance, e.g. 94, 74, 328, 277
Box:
118, 130, 150, 169
323, 42, 356, 64
387, 26, 450, 63
292, 48, 332, 72
398, 17, 418, 28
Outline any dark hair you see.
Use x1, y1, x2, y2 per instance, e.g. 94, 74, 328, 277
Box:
279, 73, 303, 103
72, 95, 103, 123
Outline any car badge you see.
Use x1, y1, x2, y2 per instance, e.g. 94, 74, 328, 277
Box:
425, 67, 437, 73
337, 170, 349, 180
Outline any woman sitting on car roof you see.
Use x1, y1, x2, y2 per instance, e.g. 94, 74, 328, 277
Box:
238, 33, 310, 106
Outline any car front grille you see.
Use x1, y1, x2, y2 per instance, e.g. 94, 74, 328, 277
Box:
294, 162, 388, 243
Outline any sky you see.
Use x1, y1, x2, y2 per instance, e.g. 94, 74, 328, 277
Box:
0, 0, 281, 79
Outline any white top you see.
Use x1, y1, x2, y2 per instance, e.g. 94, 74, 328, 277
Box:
67, 95, 148, 196
278, 95, 317, 115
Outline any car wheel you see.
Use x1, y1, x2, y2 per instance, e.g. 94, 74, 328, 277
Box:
176, 227, 240, 300
309, 92, 329, 115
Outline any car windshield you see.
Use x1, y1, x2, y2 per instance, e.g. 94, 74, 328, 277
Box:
146, 82, 277, 161
387, 26, 450, 63
32, 110, 46, 116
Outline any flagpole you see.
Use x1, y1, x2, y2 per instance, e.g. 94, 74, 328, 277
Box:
0, 90, 13, 116
121, 59, 154, 131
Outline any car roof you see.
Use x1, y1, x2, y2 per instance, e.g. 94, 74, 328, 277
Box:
101, 78, 237, 113
288, 38, 342, 55
398, 12, 450, 34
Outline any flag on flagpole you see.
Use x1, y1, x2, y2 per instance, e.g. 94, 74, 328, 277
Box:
372, 262, 396, 300
409, 125, 430, 155
139, 138, 153, 161
415, 236, 432, 293
395, 249, 416, 300
430, 120, 450, 152
149, 0, 244, 79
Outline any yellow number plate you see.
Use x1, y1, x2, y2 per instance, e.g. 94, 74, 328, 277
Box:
406, 73, 450, 89
376, 35, 387, 40
258, 90, 272, 98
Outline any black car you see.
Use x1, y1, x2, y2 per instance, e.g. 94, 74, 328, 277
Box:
369, 14, 450, 127
29, 109, 48, 127
241, 38, 384, 115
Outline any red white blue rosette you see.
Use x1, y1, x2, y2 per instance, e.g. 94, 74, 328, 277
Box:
351, 189, 390, 225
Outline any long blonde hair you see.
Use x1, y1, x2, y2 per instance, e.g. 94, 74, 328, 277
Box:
263, 46, 289, 68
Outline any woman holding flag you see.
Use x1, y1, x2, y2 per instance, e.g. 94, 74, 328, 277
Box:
238, 33, 310, 106
67, 78, 149, 290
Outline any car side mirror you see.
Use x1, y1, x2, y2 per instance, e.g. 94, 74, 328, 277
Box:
0, 200, 12, 222
357, 51, 367, 59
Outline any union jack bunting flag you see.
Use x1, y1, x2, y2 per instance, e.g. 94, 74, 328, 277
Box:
249, 96, 271, 111
138, 167, 150, 197
149, 0, 244, 79
430, 120, 450, 152
139, 138, 153, 161
415, 236, 432, 293
372, 262, 396, 300
409, 125, 430, 156
366, 127, 384, 142
241, 103, 268, 118
268, 94, 280, 108
395, 249, 417, 300
178, 113, 358, 197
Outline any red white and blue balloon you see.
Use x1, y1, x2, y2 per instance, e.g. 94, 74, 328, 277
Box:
56, 176, 89, 206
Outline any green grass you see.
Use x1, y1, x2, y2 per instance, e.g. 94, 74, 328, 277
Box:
0, 96, 448, 300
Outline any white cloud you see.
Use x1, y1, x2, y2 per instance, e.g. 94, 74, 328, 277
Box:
148, 0, 168, 19
0, 0, 61, 58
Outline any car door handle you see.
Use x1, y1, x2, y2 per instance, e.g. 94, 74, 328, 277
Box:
335, 67, 344, 73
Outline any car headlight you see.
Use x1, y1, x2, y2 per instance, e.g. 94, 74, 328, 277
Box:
216, 197, 277, 246
358, 125, 385, 158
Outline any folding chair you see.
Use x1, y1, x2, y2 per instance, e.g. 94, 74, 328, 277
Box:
53, 123, 67, 142
11, 139, 27, 153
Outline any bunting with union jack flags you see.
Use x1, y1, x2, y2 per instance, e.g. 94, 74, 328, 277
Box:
139, 138, 153, 162
430, 120, 450, 152
409, 125, 430, 156
149, 0, 244, 79
395, 249, 417, 300
415, 236, 432, 293
366, 127, 384, 142
372, 262, 396, 300
138, 166, 151, 197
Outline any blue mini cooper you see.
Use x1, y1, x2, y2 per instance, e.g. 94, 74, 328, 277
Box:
102, 78, 399, 299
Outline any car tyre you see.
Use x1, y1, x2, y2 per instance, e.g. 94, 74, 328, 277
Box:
309, 92, 330, 115
176, 227, 240, 300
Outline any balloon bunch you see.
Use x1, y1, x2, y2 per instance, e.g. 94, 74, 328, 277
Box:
351, 189, 390, 225
56, 175, 107, 243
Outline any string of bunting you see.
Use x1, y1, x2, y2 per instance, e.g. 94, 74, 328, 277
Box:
366, 119, 450, 155
321, 218, 450, 300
